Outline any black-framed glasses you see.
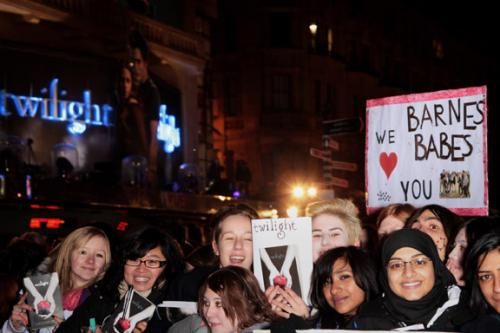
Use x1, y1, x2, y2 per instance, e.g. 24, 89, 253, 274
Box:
125, 259, 167, 268
387, 257, 431, 272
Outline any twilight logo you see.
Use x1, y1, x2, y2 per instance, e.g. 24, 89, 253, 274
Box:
0, 78, 112, 134
253, 219, 298, 239
34, 280, 49, 287
158, 104, 180, 153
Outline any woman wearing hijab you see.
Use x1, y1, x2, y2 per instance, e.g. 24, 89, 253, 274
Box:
349, 228, 470, 331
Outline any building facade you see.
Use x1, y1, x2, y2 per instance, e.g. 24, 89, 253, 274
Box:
0, 0, 217, 189
210, 0, 498, 210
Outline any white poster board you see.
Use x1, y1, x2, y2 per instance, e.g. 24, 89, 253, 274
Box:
366, 86, 488, 215
252, 217, 313, 304
296, 329, 458, 333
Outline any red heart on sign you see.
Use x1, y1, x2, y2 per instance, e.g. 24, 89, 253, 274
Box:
379, 152, 398, 179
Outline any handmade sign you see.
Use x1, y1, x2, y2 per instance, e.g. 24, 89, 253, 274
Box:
365, 86, 488, 215
252, 217, 313, 304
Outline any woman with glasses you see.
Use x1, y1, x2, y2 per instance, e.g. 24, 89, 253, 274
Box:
56, 226, 184, 333
349, 228, 470, 331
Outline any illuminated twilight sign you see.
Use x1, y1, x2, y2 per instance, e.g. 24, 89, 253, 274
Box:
0, 78, 112, 134
0, 78, 181, 154
158, 104, 180, 153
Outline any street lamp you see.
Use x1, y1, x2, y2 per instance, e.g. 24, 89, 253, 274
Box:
309, 23, 318, 36
292, 185, 305, 199
307, 186, 318, 198
292, 184, 318, 199
309, 22, 318, 51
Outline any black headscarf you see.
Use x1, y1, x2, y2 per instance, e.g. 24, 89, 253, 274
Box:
380, 228, 455, 325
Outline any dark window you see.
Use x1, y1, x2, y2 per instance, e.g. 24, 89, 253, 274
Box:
224, 16, 237, 52
271, 74, 291, 111
353, 95, 363, 117
433, 39, 445, 60
224, 77, 240, 116
324, 84, 336, 120
315, 80, 321, 115
270, 13, 292, 48
195, 11, 211, 36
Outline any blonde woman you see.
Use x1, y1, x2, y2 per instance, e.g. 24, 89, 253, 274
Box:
306, 199, 362, 262
5, 226, 112, 333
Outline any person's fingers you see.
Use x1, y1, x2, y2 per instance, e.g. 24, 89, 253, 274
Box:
270, 298, 289, 318
277, 288, 309, 318
12, 304, 29, 317
17, 293, 28, 304
277, 288, 295, 305
271, 300, 290, 318
265, 286, 283, 302
11, 309, 29, 330
133, 320, 148, 333
264, 286, 276, 298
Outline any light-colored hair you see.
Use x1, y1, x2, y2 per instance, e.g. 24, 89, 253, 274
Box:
306, 199, 361, 244
53, 226, 111, 292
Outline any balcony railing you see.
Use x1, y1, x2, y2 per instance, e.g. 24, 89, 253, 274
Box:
24, 0, 209, 60
130, 12, 209, 60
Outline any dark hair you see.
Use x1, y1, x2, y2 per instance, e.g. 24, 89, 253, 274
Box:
462, 217, 499, 267
186, 244, 219, 269
376, 203, 415, 230
198, 266, 275, 330
103, 226, 184, 297
310, 246, 379, 327
210, 204, 259, 242
463, 229, 500, 314
0, 239, 47, 284
129, 30, 150, 61
406, 204, 462, 259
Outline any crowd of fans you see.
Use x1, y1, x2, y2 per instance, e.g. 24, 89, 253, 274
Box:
0, 200, 499, 333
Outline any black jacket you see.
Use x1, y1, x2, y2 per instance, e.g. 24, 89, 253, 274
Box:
348, 296, 474, 331
167, 266, 217, 301
462, 313, 500, 333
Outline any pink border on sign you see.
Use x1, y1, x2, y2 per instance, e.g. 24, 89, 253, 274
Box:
367, 206, 488, 216
365, 86, 489, 216
366, 86, 486, 108
364, 108, 370, 207
482, 87, 489, 210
